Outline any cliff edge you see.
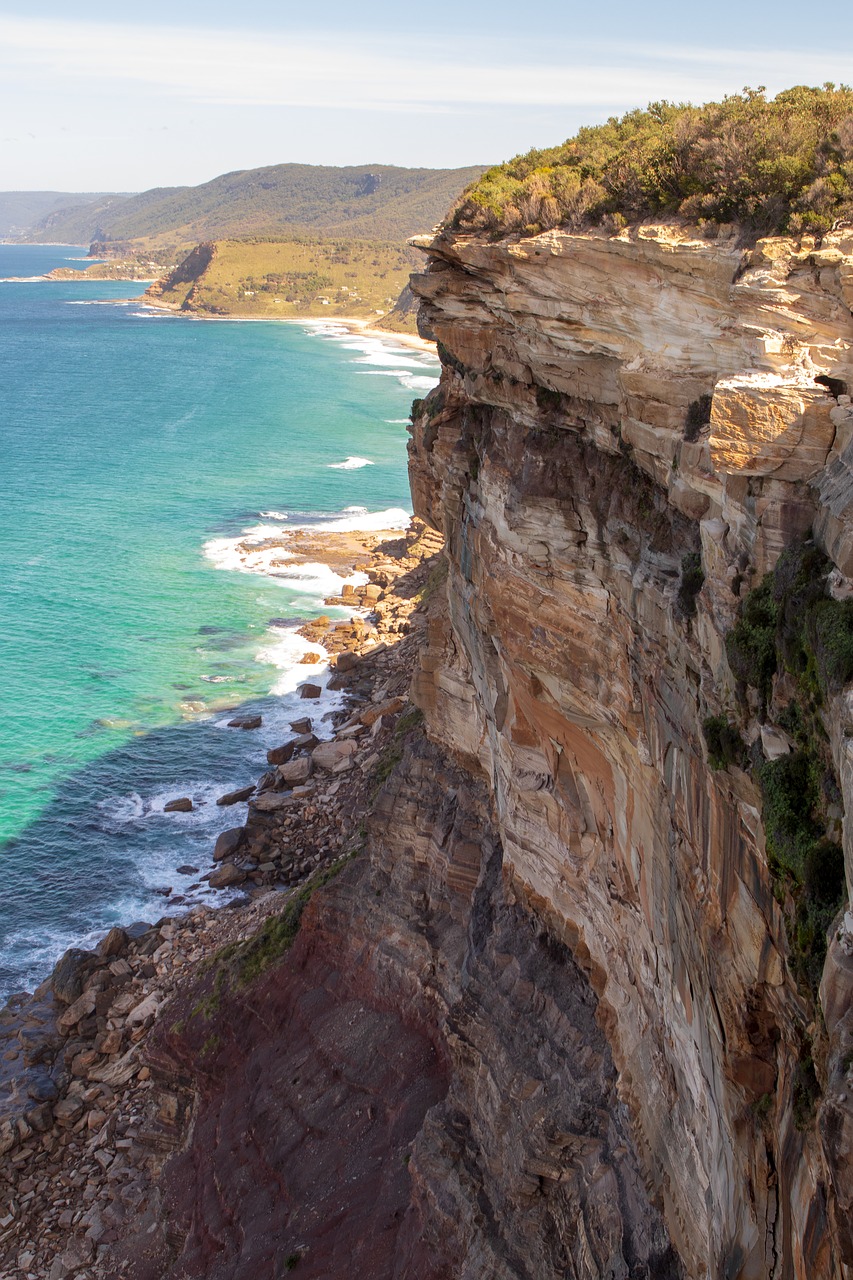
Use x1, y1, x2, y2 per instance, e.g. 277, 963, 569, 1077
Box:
408, 217, 853, 1277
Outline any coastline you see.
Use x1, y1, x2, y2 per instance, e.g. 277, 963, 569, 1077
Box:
0, 517, 444, 1277
139, 299, 437, 355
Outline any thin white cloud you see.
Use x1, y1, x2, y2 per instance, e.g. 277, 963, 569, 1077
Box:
0, 15, 847, 112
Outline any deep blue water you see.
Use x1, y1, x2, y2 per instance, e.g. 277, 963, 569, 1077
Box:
0, 244, 438, 998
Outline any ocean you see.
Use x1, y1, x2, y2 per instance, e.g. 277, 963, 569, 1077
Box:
0, 244, 438, 1001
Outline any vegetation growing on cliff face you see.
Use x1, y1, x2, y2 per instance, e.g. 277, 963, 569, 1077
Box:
723, 541, 850, 997
449, 85, 853, 239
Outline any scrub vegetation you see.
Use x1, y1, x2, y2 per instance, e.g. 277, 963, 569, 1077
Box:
721, 541, 849, 998
449, 86, 853, 239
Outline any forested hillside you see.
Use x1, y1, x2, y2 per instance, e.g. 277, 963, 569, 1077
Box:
16, 163, 486, 247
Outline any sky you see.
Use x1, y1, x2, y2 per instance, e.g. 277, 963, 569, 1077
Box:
1, 0, 852, 191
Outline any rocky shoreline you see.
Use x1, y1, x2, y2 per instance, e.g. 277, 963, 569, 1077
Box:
0, 517, 443, 1280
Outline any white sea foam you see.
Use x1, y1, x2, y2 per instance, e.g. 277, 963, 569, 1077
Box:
327, 456, 373, 470
385, 418, 410, 424
362, 369, 438, 391
259, 509, 289, 520
295, 505, 410, 533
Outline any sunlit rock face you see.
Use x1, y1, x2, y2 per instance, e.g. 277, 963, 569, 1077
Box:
410, 221, 853, 1279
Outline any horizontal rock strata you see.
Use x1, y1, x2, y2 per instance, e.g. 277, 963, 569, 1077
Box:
408, 220, 853, 1277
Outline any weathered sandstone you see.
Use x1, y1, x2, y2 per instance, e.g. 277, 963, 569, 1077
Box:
407, 219, 853, 1277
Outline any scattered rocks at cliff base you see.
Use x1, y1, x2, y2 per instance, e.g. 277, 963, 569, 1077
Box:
0, 518, 447, 1279
265, 741, 294, 765
215, 784, 255, 806
213, 827, 245, 861
226, 713, 262, 730
163, 797, 193, 813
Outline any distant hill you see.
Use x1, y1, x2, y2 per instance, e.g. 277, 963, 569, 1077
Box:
16, 163, 487, 248
144, 238, 418, 321
0, 191, 130, 240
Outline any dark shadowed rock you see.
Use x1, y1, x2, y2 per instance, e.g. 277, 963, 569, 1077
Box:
97, 926, 128, 959
213, 827, 245, 862
266, 741, 294, 766
227, 714, 263, 730
209, 863, 247, 889
124, 922, 154, 941
277, 757, 312, 786
164, 797, 193, 813
289, 717, 312, 734
216, 785, 255, 806
297, 683, 322, 700
50, 948, 95, 1005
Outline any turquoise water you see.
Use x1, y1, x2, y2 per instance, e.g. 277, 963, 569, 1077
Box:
0, 244, 437, 999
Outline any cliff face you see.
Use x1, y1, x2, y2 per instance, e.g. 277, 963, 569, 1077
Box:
77, 221, 853, 1280
408, 222, 853, 1278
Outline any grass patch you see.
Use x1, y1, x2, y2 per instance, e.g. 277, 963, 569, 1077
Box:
723, 540, 850, 1002
416, 557, 448, 605
371, 743, 403, 799
684, 395, 713, 443
726, 576, 779, 707
395, 706, 425, 737
189, 853, 358, 1008
235, 854, 356, 986
449, 86, 853, 239
793, 1050, 821, 1130
677, 551, 705, 618
702, 715, 747, 771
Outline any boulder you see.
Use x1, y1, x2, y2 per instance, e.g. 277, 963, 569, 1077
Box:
289, 717, 312, 734
213, 827, 245, 862
51, 947, 94, 1005
291, 732, 319, 751
209, 863, 247, 888
299, 651, 323, 664
334, 651, 360, 673
164, 797, 193, 813
227, 714, 263, 729
250, 791, 302, 813
216, 785, 255, 806
124, 922, 153, 941
298, 683, 322, 700
97, 927, 128, 959
23, 1101, 54, 1133
278, 756, 312, 785
256, 770, 278, 793
57, 988, 97, 1034
266, 741, 295, 766
53, 1095, 84, 1126
361, 696, 406, 728
127, 994, 160, 1027
312, 739, 358, 772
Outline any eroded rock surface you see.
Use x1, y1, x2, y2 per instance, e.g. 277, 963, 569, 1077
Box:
407, 220, 853, 1277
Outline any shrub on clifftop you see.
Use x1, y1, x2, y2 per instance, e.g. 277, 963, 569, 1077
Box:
449, 85, 853, 239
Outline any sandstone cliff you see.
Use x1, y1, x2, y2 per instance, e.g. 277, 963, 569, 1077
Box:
12, 219, 852, 1280
407, 220, 853, 1278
